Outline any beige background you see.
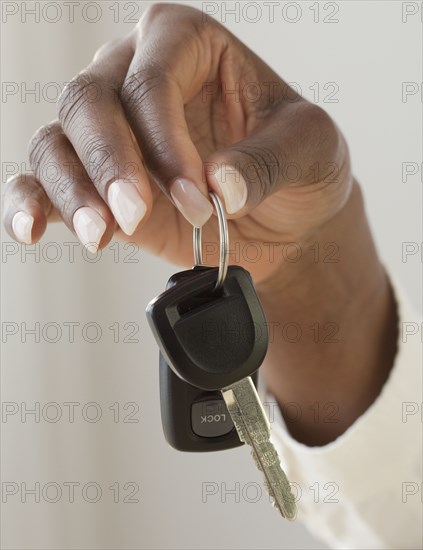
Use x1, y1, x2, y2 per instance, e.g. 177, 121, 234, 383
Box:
1, 1, 421, 548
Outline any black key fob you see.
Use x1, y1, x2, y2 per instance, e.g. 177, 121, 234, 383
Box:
150, 266, 262, 452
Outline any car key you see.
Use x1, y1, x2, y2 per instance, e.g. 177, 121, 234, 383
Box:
146, 192, 297, 520
147, 264, 297, 519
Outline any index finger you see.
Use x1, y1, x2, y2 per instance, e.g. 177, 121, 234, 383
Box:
120, 5, 218, 226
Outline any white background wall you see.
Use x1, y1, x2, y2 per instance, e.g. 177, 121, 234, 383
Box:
1, 1, 421, 549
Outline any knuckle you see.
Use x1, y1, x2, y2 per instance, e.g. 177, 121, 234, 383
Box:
138, 3, 207, 34
59, 193, 81, 220
140, 3, 188, 25
93, 38, 122, 62
120, 68, 164, 110
81, 137, 116, 185
57, 71, 102, 128
28, 121, 63, 169
142, 127, 171, 162
121, 68, 173, 170
139, 3, 169, 24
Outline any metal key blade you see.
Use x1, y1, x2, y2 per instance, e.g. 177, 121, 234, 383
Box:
221, 377, 297, 521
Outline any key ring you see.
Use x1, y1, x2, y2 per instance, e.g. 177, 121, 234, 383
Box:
193, 192, 229, 291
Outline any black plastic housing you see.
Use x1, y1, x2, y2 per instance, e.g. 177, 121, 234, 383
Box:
159, 353, 259, 452
146, 266, 268, 391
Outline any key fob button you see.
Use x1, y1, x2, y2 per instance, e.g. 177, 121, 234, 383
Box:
191, 399, 234, 438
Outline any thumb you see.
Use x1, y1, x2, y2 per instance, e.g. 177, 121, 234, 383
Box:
205, 119, 286, 217
205, 103, 337, 217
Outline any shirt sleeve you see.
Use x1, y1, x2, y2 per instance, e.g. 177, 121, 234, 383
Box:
260, 277, 423, 550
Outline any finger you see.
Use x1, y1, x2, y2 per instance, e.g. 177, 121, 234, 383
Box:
58, 37, 153, 236
3, 173, 51, 244
120, 7, 214, 227
28, 120, 115, 252
205, 103, 343, 217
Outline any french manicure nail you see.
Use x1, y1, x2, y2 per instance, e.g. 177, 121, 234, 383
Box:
213, 165, 247, 214
108, 180, 147, 236
73, 207, 106, 254
170, 178, 213, 227
12, 211, 34, 244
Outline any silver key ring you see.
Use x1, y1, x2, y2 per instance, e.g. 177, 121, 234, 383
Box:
193, 192, 229, 291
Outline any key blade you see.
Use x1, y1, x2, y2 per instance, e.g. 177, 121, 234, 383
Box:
250, 447, 298, 521
222, 378, 297, 521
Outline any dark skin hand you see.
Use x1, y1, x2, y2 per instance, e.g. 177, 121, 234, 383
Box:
3, 4, 397, 445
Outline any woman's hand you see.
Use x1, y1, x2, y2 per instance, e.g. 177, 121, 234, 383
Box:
4, 3, 395, 445
3, 3, 351, 285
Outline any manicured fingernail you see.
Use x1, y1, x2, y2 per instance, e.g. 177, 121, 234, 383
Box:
213, 165, 247, 214
73, 207, 106, 254
107, 180, 147, 236
170, 178, 213, 227
12, 211, 34, 244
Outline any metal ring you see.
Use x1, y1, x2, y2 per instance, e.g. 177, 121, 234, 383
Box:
193, 192, 229, 291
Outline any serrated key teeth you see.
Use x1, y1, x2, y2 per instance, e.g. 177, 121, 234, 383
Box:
222, 378, 297, 521
260, 449, 279, 467
250, 433, 270, 445
250, 449, 264, 472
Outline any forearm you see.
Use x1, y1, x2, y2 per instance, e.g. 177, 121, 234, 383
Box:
257, 181, 398, 445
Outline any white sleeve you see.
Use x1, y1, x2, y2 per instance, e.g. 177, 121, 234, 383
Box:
261, 278, 423, 550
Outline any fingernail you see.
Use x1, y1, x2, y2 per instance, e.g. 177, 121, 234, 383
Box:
12, 211, 34, 244
107, 180, 147, 236
73, 207, 106, 254
170, 178, 213, 227
213, 165, 247, 214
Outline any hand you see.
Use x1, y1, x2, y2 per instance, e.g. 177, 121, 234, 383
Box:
3, 3, 351, 285
3, 3, 395, 445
